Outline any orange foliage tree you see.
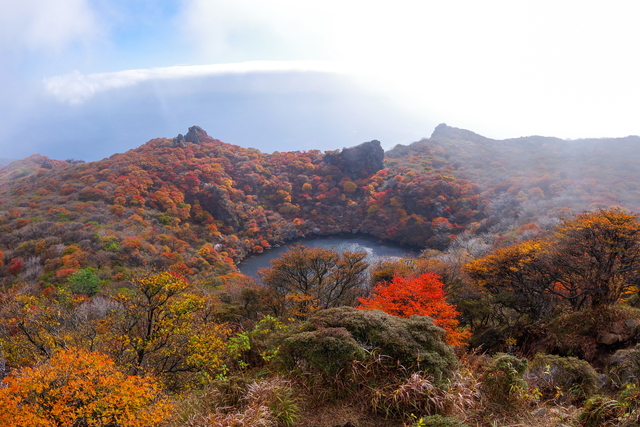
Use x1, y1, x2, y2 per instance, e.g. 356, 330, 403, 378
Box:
550, 208, 640, 309
358, 273, 470, 346
465, 209, 640, 313
0, 347, 172, 427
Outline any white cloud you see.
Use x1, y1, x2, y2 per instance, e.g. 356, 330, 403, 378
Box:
43, 60, 353, 105
177, 0, 640, 139
0, 0, 100, 52
20, 0, 640, 141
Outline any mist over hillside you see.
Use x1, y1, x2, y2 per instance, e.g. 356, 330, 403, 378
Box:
387, 124, 640, 235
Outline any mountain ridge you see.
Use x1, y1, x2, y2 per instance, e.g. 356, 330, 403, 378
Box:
1, 124, 640, 289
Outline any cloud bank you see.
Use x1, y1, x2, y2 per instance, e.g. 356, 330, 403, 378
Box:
43, 61, 352, 105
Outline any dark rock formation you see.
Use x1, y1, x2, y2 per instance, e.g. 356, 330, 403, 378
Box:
172, 133, 186, 147
198, 183, 240, 231
173, 126, 208, 146
324, 140, 384, 178
185, 126, 208, 144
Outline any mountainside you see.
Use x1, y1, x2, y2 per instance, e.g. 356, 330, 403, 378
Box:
393, 123, 640, 204
0, 126, 485, 288
0, 124, 639, 290
388, 124, 640, 235
3, 125, 640, 426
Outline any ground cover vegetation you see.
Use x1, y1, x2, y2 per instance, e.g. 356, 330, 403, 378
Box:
1, 125, 640, 425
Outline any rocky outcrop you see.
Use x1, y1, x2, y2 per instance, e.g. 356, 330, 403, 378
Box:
324, 140, 384, 178
173, 126, 209, 146
431, 123, 493, 144
0, 154, 67, 182
608, 344, 640, 385
198, 183, 240, 231
596, 319, 639, 345
172, 133, 186, 147
185, 126, 208, 144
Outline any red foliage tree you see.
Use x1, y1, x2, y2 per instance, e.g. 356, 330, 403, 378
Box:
7, 258, 23, 274
358, 273, 470, 346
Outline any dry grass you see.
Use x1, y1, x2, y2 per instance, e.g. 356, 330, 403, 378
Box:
208, 405, 276, 427
465, 404, 580, 427
244, 376, 301, 426
164, 349, 591, 427
299, 402, 405, 427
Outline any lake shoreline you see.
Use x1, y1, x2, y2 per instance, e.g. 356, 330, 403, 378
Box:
237, 233, 422, 279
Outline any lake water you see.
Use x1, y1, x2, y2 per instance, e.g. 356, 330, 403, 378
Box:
238, 235, 420, 279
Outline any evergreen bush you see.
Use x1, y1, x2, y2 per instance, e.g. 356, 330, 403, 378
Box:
67, 268, 101, 296
278, 327, 365, 376
527, 353, 599, 403
289, 307, 457, 383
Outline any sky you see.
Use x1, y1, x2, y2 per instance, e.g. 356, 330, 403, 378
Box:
1, 0, 640, 161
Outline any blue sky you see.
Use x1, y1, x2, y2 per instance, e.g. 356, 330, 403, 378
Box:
2, 1, 640, 161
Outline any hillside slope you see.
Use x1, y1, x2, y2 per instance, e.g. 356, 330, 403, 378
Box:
1, 124, 639, 289
0, 126, 484, 288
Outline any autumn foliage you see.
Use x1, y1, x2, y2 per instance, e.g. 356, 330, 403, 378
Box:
465, 209, 640, 316
2, 125, 640, 425
258, 245, 368, 319
358, 273, 470, 346
0, 347, 172, 427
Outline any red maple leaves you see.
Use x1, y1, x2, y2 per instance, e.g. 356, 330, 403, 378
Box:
358, 273, 470, 346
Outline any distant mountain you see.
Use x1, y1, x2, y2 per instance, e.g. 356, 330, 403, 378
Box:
0, 124, 639, 288
388, 123, 640, 217
0, 154, 67, 182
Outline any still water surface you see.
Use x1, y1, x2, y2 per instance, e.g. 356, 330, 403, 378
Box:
238, 235, 420, 279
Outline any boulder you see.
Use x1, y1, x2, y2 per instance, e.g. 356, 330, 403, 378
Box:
624, 318, 638, 330
324, 140, 384, 178
597, 333, 621, 345
172, 133, 186, 147
611, 321, 626, 335
608, 345, 640, 385
185, 126, 208, 144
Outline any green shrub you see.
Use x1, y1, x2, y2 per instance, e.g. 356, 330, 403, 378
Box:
275, 307, 458, 414
157, 213, 172, 225
228, 315, 290, 370
68, 268, 101, 296
294, 307, 457, 383
278, 327, 366, 376
481, 353, 529, 409
527, 353, 599, 403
